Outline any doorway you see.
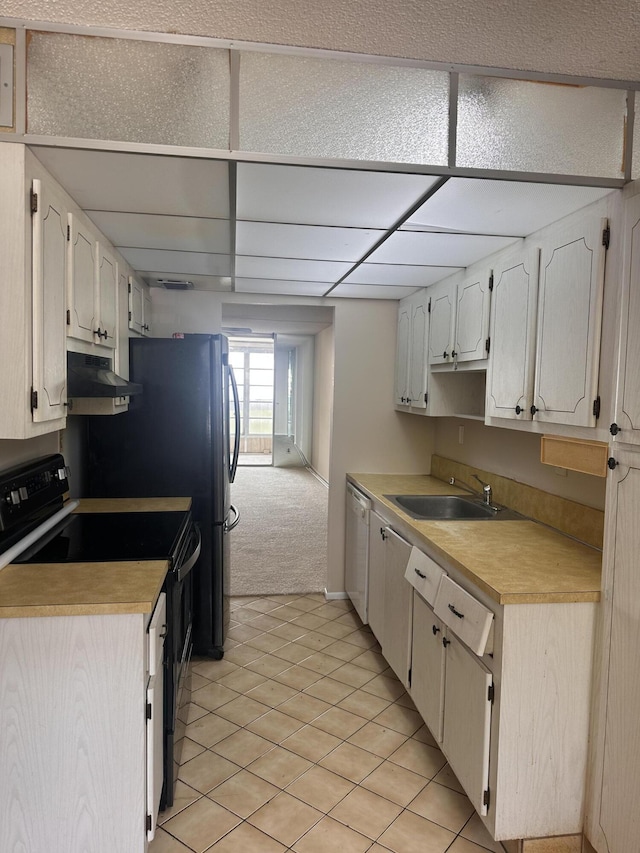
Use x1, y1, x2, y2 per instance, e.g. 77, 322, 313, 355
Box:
228, 335, 275, 466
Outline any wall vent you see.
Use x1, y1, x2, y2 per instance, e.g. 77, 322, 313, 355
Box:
158, 279, 194, 290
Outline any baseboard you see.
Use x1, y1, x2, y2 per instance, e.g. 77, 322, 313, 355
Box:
324, 589, 349, 600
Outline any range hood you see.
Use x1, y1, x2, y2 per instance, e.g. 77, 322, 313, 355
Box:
67, 352, 143, 398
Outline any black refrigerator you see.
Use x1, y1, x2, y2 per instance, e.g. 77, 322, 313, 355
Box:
85, 334, 240, 659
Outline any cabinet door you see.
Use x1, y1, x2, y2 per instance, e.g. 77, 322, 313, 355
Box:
454, 272, 491, 364
486, 247, 539, 421
128, 276, 144, 334
428, 280, 456, 365
612, 193, 640, 445
394, 300, 411, 405
142, 287, 152, 336
31, 178, 67, 423
533, 214, 607, 427
411, 593, 446, 743
67, 213, 96, 342
147, 593, 166, 841
382, 527, 413, 687
96, 242, 118, 348
367, 512, 387, 646
442, 636, 492, 816
596, 449, 640, 850
407, 296, 429, 408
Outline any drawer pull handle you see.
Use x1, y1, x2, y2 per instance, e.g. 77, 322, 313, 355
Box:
414, 568, 427, 579
432, 624, 441, 635
448, 603, 465, 619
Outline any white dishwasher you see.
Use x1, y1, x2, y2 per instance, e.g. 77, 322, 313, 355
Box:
345, 483, 371, 624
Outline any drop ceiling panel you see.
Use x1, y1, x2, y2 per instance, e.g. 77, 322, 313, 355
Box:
236, 163, 441, 227
343, 263, 463, 287
404, 178, 613, 236
369, 231, 519, 267
236, 221, 384, 262
87, 211, 230, 253
330, 283, 421, 299
235, 278, 330, 296
119, 248, 231, 276
236, 256, 351, 282
31, 146, 230, 217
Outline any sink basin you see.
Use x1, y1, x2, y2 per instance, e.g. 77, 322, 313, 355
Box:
383, 494, 522, 521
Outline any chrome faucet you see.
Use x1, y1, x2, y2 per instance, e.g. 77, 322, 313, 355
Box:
449, 475, 494, 507
472, 474, 492, 506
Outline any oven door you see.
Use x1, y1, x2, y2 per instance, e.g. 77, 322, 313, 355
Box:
161, 522, 200, 810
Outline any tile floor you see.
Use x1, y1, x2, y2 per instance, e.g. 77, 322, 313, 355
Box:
150, 594, 505, 853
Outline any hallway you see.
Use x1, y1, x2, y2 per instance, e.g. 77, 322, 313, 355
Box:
150, 594, 502, 853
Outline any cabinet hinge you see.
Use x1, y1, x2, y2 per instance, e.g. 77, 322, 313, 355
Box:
488, 272, 494, 291
146, 814, 152, 833
128, 310, 132, 321
483, 788, 491, 809
602, 226, 611, 250
66, 224, 70, 241
30, 388, 38, 412
146, 702, 152, 720
30, 189, 38, 215
485, 337, 490, 355
408, 667, 412, 688
127, 281, 132, 293
593, 396, 601, 419
66, 309, 71, 326
424, 392, 428, 405
427, 298, 431, 314
488, 683, 494, 703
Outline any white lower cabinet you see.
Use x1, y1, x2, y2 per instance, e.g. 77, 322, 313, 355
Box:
367, 512, 412, 687
404, 548, 595, 842
0, 601, 166, 852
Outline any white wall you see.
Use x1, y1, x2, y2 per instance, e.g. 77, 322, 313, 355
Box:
326, 299, 434, 593
312, 325, 334, 482
0, 433, 59, 474
5, 1, 640, 80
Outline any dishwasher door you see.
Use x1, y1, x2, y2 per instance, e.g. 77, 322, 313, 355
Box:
345, 483, 371, 624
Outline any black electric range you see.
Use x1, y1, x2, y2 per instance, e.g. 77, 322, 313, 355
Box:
0, 453, 198, 811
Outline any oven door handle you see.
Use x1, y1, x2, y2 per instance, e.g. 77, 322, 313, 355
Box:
177, 524, 201, 582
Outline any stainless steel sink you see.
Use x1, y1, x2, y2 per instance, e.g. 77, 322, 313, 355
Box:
383, 494, 522, 520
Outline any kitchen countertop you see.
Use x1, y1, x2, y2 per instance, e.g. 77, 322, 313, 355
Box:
0, 497, 191, 619
348, 473, 602, 605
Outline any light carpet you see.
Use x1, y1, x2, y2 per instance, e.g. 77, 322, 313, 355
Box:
230, 466, 328, 596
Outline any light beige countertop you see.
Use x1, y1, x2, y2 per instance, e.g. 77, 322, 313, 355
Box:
348, 473, 602, 605
0, 497, 191, 619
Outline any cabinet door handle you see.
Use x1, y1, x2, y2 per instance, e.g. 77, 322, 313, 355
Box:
432, 624, 441, 635
530, 405, 538, 415
414, 568, 426, 579
443, 350, 449, 359
442, 637, 451, 647
515, 405, 523, 415
448, 603, 465, 619
380, 528, 387, 540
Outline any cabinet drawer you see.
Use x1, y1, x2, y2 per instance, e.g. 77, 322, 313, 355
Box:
404, 546, 446, 606
434, 577, 493, 656
148, 592, 167, 677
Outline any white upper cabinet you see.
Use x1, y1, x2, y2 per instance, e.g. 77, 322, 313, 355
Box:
67, 212, 96, 343
96, 242, 118, 348
395, 290, 429, 409
533, 212, 607, 427
428, 271, 491, 368
454, 272, 492, 364
31, 177, 68, 424
68, 217, 118, 349
611, 191, 640, 445
485, 247, 540, 420
428, 279, 456, 365
128, 275, 152, 337
143, 288, 152, 336
0, 143, 66, 438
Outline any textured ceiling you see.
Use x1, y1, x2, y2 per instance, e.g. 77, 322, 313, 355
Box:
4, 0, 640, 81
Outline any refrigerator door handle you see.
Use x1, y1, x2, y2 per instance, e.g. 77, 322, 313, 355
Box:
229, 363, 241, 484
225, 504, 240, 533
